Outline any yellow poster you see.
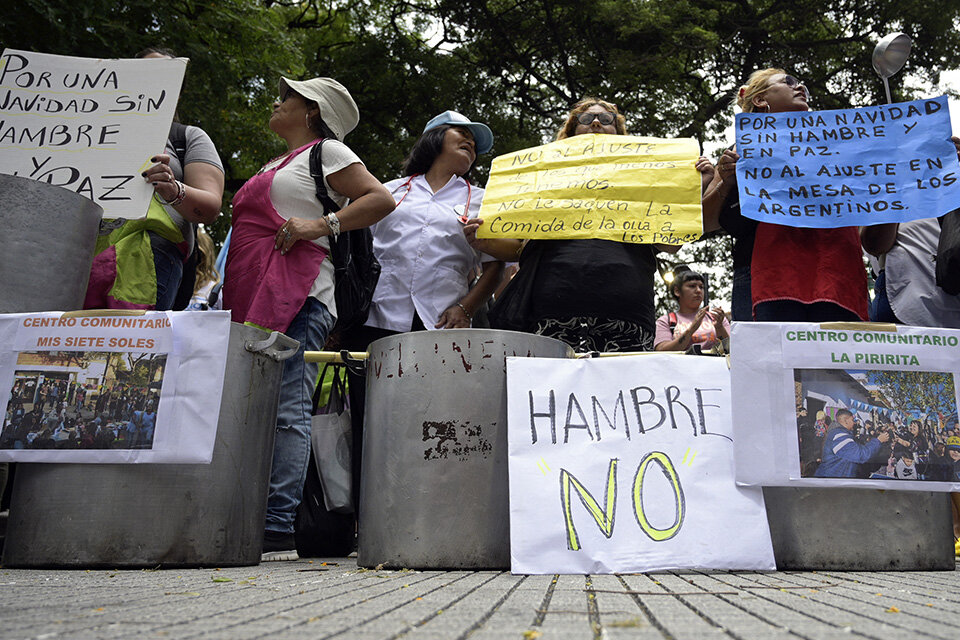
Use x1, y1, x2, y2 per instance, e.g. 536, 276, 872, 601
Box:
477, 134, 702, 245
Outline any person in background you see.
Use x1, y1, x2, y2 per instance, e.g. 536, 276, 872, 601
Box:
187, 229, 220, 310
653, 268, 729, 352
815, 409, 890, 478
465, 97, 713, 353
85, 47, 225, 310
946, 437, 960, 481
861, 137, 960, 329
223, 76, 394, 562
705, 68, 867, 322
930, 441, 952, 481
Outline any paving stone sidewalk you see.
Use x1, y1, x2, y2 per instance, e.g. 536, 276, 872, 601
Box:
1, 559, 959, 639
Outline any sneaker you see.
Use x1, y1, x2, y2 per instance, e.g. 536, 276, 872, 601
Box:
261, 529, 299, 562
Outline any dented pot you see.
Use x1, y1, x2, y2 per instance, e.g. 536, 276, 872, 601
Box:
2, 325, 299, 568
0, 174, 102, 313
358, 329, 573, 569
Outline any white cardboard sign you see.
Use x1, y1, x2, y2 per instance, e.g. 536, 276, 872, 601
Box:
0, 49, 186, 219
507, 355, 775, 574
0, 311, 230, 463
731, 322, 960, 490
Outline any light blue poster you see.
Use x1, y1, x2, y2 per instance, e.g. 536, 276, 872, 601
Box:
734, 96, 960, 227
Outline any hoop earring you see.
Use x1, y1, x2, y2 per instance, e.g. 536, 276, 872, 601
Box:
305, 113, 311, 130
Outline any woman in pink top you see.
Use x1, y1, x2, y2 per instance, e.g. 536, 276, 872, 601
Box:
224, 76, 394, 561
654, 269, 729, 352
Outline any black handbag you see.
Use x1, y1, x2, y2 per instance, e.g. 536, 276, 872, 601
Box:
293, 452, 355, 557
309, 140, 381, 333
936, 208, 960, 295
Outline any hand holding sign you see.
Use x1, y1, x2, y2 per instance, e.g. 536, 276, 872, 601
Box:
0, 49, 186, 219
734, 96, 960, 227
142, 154, 182, 203
478, 134, 703, 245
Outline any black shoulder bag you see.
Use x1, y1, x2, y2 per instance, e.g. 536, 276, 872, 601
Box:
308, 140, 381, 333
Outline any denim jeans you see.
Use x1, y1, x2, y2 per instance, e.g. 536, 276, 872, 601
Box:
149, 232, 185, 311
868, 270, 901, 323
264, 297, 335, 534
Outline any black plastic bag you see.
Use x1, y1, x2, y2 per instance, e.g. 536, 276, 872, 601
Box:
294, 450, 355, 558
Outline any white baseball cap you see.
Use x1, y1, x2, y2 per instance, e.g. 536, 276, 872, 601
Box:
278, 76, 359, 141
423, 110, 493, 154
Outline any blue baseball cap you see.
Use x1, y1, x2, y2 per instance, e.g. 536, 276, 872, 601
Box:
423, 110, 494, 154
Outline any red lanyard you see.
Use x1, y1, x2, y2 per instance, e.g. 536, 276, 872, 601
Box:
392, 174, 472, 217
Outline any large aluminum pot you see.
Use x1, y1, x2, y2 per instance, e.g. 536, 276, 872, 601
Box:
2, 324, 299, 568
358, 328, 574, 569
764, 487, 954, 570
0, 174, 102, 313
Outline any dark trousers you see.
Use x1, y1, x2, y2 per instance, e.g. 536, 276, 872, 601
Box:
753, 300, 860, 323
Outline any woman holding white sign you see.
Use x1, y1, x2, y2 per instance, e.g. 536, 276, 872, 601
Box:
465, 98, 699, 352
704, 68, 868, 322
222, 76, 394, 561
84, 48, 225, 311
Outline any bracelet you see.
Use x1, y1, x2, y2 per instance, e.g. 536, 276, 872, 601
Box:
456, 302, 472, 320
325, 212, 341, 239
161, 180, 186, 207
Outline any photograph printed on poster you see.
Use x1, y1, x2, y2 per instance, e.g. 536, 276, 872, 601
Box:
1, 350, 167, 451
794, 368, 960, 482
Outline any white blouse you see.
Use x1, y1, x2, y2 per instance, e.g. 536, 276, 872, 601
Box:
365, 174, 495, 332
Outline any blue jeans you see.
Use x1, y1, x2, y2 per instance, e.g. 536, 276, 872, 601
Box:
265, 297, 335, 534
150, 232, 185, 311
869, 270, 901, 323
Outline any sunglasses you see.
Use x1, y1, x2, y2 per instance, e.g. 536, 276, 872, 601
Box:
577, 111, 616, 126
773, 75, 811, 98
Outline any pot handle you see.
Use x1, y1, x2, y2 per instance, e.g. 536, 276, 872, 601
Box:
245, 331, 301, 362
340, 349, 367, 377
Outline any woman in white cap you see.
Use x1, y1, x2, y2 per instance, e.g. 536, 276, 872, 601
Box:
223, 76, 394, 561
366, 110, 502, 334
344, 111, 504, 509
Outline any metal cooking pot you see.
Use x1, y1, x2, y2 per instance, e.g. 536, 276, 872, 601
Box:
0, 174, 102, 313
763, 487, 954, 570
2, 324, 299, 568
358, 328, 574, 570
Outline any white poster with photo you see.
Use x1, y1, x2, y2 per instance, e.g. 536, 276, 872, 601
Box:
0, 310, 230, 463
0, 49, 186, 219
731, 322, 960, 491
507, 355, 775, 574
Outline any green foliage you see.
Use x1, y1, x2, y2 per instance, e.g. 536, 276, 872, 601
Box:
2, 0, 306, 244
6, 0, 960, 307
868, 370, 956, 414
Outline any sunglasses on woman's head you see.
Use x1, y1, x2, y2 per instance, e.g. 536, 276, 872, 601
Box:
577, 111, 616, 125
